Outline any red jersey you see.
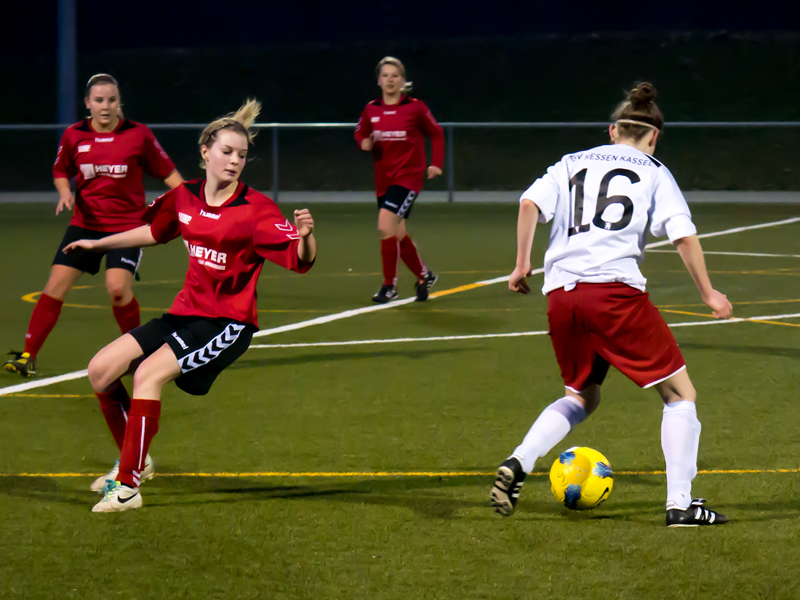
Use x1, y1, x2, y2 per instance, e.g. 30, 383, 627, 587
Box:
354, 96, 444, 197
53, 118, 176, 233
143, 179, 313, 328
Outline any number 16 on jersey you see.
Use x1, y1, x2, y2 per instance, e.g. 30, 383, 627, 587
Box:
568, 168, 640, 236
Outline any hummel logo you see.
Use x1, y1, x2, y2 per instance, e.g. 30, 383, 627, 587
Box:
274, 220, 301, 240
200, 210, 220, 220
95, 137, 114, 142
171, 332, 189, 350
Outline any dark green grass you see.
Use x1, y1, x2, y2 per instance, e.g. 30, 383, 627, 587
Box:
1, 202, 800, 599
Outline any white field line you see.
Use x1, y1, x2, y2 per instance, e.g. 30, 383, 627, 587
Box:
1, 215, 798, 397
0, 370, 89, 396
648, 250, 800, 258
249, 312, 800, 349
249, 273, 526, 339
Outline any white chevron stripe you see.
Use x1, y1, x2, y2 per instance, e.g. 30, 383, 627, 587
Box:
179, 323, 246, 373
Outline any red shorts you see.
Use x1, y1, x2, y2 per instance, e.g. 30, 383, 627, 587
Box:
547, 282, 685, 391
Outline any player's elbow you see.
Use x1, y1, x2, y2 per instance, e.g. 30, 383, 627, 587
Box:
671, 234, 697, 248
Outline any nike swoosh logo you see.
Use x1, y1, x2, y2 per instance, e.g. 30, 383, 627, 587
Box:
117, 491, 139, 504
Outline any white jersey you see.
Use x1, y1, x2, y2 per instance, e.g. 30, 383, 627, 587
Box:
521, 144, 697, 294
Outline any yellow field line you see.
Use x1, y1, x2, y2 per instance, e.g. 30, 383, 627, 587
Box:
753, 319, 800, 328
429, 282, 489, 299
2, 468, 799, 478
657, 298, 800, 309
660, 309, 714, 318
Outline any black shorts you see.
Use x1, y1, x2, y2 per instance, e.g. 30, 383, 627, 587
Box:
53, 225, 142, 276
129, 313, 256, 396
377, 185, 418, 219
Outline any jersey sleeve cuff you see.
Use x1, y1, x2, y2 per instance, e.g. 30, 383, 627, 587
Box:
665, 214, 697, 243
520, 195, 553, 224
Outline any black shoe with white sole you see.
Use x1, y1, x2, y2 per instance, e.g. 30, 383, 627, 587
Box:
490, 457, 526, 517
666, 498, 728, 527
372, 284, 398, 304
414, 271, 438, 302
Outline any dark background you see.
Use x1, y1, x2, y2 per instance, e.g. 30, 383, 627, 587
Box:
2, 1, 799, 190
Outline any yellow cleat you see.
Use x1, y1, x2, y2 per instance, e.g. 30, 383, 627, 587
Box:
4, 351, 36, 378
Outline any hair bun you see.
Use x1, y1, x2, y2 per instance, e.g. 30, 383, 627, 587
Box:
629, 82, 657, 108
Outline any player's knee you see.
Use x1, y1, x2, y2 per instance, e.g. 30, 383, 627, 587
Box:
88, 353, 113, 392
106, 281, 129, 300
378, 223, 395, 238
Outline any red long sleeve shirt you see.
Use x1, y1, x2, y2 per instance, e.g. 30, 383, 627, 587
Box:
143, 179, 314, 328
53, 118, 176, 232
355, 96, 444, 197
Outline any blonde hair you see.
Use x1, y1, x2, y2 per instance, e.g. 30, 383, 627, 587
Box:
611, 82, 664, 141
199, 99, 262, 154
376, 56, 413, 94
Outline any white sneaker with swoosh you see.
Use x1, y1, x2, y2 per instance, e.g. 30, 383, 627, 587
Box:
92, 481, 142, 513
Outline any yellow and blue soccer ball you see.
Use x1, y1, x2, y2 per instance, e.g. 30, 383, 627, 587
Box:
549, 447, 613, 510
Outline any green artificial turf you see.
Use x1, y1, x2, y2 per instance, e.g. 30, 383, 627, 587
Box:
1, 202, 799, 599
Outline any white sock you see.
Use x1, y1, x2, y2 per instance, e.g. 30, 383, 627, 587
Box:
661, 400, 701, 510
511, 396, 587, 473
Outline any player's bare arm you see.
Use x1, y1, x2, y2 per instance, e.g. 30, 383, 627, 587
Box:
63, 225, 158, 254
54, 177, 75, 215
163, 170, 184, 189
673, 234, 733, 319
294, 208, 317, 263
509, 199, 539, 294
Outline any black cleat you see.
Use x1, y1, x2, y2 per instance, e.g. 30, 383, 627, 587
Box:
490, 457, 527, 517
666, 498, 728, 527
414, 271, 438, 302
372, 284, 398, 304
4, 351, 36, 378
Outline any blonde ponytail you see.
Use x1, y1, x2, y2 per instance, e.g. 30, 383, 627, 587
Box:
199, 98, 262, 150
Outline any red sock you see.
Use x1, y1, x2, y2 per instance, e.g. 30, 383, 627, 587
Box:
380, 237, 399, 286
398, 234, 428, 280
24, 293, 64, 358
117, 399, 161, 487
95, 381, 132, 450
112, 296, 140, 334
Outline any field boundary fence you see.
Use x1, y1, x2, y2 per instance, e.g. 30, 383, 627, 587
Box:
2, 121, 799, 200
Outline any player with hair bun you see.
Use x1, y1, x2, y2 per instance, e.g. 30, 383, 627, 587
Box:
63, 100, 317, 512
4, 74, 183, 378
490, 83, 733, 527
355, 56, 444, 303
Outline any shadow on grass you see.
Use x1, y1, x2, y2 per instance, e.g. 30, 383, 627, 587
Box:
679, 342, 800, 361
3, 473, 798, 523
229, 346, 478, 369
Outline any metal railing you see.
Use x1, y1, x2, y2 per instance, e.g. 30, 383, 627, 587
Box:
2, 121, 799, 201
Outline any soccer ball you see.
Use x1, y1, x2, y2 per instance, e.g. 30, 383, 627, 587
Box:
549, 447, 614, 510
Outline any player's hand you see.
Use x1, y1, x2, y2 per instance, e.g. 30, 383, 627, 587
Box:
509, 265, 533, 295
294, 209, 314, 237
56, 193, 75, 215
703, 290, 733, 319
360, 135, 374, 152
427, 166, 442, 179
62, 239, 97, 254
